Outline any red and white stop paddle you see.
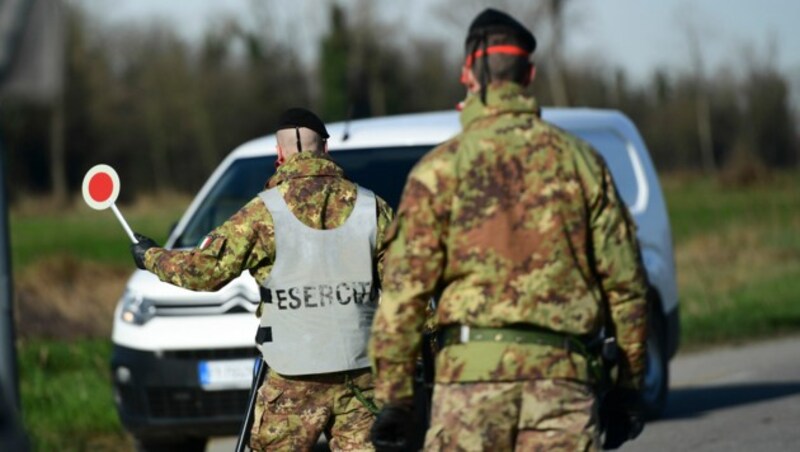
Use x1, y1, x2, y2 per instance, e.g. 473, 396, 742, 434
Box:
82, 164, 138, 243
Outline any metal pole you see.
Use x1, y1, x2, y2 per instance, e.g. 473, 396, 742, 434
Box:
0, 138, 20, 410
236, 359, 267, 452
110, 203, 137, 244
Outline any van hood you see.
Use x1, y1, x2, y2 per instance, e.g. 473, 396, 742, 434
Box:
125, 270, 260, 306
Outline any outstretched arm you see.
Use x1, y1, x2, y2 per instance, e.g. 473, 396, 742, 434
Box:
143, 198, 273, 292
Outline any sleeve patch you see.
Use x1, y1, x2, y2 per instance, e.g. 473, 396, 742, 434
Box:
198, 235, 226, 258
198, 235, 214, 250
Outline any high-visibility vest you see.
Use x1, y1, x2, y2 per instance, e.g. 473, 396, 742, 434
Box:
257, 186, 378, 375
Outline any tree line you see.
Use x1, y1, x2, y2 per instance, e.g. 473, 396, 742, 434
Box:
0, 1, 796, 204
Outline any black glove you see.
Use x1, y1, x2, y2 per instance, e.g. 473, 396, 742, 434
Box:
601, 388, 645, 450
370, 403, 413, 452
130, 233, 159, 270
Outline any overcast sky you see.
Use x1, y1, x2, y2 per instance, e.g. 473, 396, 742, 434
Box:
81, 0, 800, 102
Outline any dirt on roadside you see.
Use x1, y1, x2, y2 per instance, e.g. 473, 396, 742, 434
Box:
14, 255, 130, 340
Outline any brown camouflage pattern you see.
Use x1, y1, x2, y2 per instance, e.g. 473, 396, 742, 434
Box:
250, 368, 376, 451
370, 82, 648, 404
144, 151, 394, 290
424, 379, 598, 451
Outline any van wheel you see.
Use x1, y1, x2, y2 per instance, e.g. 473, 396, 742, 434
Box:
642, 302, 669, 419
134, 436, 206, 452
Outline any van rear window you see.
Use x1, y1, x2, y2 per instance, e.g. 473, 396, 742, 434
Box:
573, 129, 640, 208
175, 146, 432, 248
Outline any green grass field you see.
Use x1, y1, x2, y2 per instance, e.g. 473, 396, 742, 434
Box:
11, 195, 188, 271
17, 339, 129, 451
10, 172, 800, 449
662, 172, 800, 346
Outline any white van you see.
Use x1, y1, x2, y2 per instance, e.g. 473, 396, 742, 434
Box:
111, 108, 679, 450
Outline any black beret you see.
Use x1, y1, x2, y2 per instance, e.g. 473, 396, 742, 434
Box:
466, 8, 536, 53
277, 107, 329, 139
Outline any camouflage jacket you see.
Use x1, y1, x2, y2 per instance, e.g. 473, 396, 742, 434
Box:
144, 151, 395, 299
370, 82, 648, 403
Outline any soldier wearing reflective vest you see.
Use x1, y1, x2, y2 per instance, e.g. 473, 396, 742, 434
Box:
131, 108, 394, 451
369, 8, 648, 451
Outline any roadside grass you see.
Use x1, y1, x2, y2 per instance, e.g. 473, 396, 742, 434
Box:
11, 193, 189, 271
12, 193, 190, 340
663, 171, 798, 244
9, 171, 800, 448
12, 194, 189, 450
17, 339, 131, 451
663, 172, 800, 348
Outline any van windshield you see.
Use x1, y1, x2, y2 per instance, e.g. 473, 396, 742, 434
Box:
176, 156, 276, 248
175, 146, 432, 248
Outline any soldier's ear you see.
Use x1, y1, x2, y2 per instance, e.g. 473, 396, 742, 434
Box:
523, 63, 536, 86
460, 64, 479, 92
460, 65, 470, 86
275, 145, 286, 168
323, 141, 329, 154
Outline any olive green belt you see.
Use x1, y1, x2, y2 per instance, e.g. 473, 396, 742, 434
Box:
440, 325, 588, 356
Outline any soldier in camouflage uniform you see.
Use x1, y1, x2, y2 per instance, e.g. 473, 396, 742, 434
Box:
369, 9, 648, 452
131, 108, 394, 451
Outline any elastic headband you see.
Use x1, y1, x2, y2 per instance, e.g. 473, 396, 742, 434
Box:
465, 45, 530, 68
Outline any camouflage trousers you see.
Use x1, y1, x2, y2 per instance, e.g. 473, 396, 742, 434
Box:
249, 368, 376, 452
424, 378, 599, 451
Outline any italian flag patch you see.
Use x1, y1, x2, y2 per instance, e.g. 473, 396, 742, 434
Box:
199, 235, 213, 250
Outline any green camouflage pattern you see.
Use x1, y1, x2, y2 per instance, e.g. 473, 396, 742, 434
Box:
424, 379, 598, 451
370, 82, 648, 403
144, 151, 394, 291
250, 368, 376, 451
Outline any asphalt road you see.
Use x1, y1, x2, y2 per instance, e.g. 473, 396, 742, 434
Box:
623, 334, 800, 452
208, 334, 800, 452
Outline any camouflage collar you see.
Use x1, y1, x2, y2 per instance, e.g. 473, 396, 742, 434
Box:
266, 151, 345, 188
459, 82, 539, 130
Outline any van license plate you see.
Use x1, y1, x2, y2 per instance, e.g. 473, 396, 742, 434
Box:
198, 359, 256, 391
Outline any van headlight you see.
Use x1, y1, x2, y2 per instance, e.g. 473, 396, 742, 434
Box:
119, 290, 156, 325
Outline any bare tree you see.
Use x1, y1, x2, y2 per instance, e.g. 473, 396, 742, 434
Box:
679, 7, 716, 173
540, 0, 570, 106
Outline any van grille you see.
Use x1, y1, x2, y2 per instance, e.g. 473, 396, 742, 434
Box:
163, 347, 258, 360
148, 296, 259, 316
117, 385, 146, 415
146, 388, 249, 418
